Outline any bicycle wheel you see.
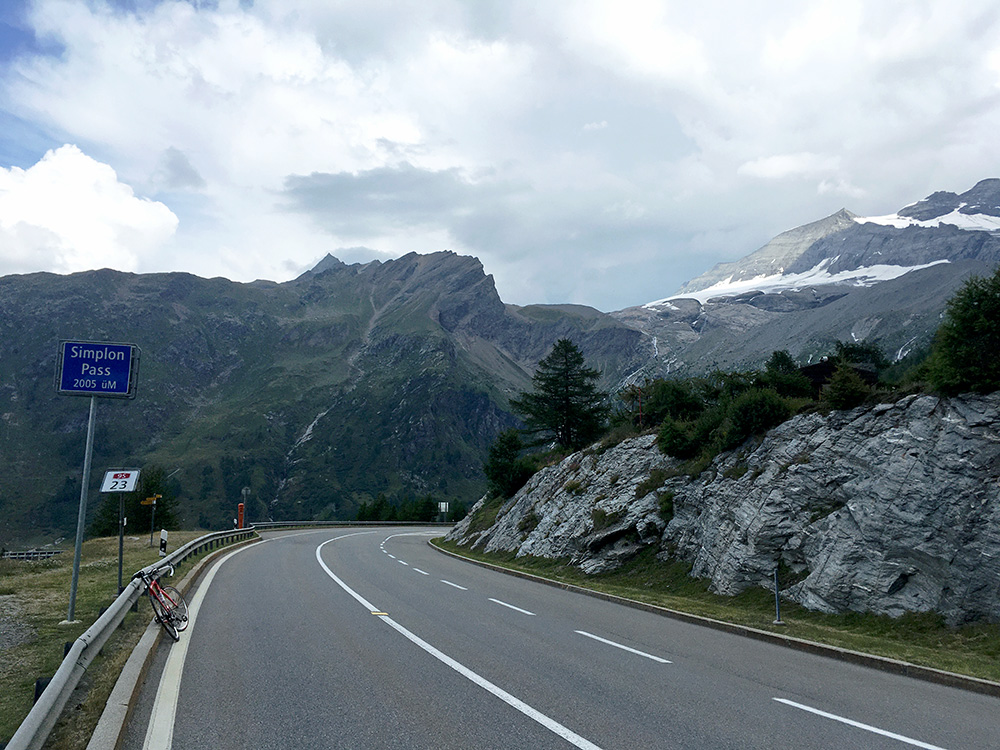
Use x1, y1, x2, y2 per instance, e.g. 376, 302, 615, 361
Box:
149, 589, 179, 641
160, 585, 189, 632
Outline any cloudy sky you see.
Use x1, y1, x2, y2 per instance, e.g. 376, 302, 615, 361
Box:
1, 0, 998, 311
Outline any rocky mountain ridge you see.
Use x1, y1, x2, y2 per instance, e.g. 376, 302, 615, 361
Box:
0, 251, 647, 544
447, 393, 1000, 624
3, 178, 1000, 546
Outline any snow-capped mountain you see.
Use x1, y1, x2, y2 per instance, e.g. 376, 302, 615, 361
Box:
613, 179, 1000, 375
657, 179, 1000, 305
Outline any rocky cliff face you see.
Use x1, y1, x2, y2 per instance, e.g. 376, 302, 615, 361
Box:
447, 393, 1000, 625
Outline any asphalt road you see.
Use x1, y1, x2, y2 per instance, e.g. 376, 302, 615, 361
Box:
123, 527, 1000, 749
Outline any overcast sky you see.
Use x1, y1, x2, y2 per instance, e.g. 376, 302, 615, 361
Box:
1, 0, 998, 311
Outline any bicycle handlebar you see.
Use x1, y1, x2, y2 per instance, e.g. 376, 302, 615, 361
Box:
131, 564, 175, 582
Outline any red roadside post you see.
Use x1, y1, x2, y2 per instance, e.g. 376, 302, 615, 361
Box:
237, 502, 245, 529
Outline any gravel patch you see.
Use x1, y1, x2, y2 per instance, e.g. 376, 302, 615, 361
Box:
0, 594, 35, 651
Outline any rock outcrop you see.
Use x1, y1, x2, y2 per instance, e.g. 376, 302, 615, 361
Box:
447, 393, 1000, 625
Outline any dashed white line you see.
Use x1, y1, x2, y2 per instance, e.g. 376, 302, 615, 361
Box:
386, 554, 396, 559
315, 539, 602, 750
488, 598, 536, 616
398, 560, 409, 566
574, 631, 671, 664
773, 698, 949, 750
441, 580, 468, 590
413, 568, 429, 576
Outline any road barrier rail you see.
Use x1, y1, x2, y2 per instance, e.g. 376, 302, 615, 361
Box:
252, 520, 452, 530
6, 527, 256, 750
1, 549, 64, 560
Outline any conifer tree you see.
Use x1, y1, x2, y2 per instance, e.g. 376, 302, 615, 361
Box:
927, 266, 1000, 394
511, 339, 607, 450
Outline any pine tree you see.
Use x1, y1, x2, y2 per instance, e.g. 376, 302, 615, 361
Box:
483, 429, 535, 498
511, 339, 607, 450
823, 362, 870, 409
927, 266, 1000, 394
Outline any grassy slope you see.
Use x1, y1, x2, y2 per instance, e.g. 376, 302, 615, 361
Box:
433, 540, 1000, 684
0, 532, 224, 746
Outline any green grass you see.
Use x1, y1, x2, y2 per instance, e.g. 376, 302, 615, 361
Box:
0, 531, 247, 747
432, 540, 1000, 683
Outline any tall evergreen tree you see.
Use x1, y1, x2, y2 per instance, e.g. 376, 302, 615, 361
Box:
511, 339, 607, 450
927, 266, 1000, 394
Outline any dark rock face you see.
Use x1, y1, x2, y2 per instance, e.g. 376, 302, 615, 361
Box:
786, 222, 1000, 275
448, 393, 1000, 625
898, 178, 1000, 220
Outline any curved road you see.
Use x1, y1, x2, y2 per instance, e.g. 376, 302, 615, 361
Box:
123, 528, 1000, 749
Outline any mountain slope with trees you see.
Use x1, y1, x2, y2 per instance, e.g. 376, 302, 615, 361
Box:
0, 252, 646, 545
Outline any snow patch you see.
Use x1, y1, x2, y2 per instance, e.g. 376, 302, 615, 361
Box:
644, 259, 950, 306
856, 210, 1000, 232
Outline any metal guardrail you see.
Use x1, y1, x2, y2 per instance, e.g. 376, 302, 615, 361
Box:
1, 550, 64, 560
252, 520, 452, 530
6, 527, 256, 750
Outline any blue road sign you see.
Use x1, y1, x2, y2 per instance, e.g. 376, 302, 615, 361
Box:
57, 341, 139, 398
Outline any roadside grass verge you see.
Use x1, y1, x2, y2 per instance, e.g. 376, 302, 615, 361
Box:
432, 540, 1000, 684
0, 531, 237, 747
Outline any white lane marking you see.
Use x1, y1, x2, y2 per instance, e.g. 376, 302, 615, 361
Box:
315, 540, 602, 750
398, 560, 409, 566
488, 598, 536, 616
574, 631, 672, 664
773, 698, 949, 750
386, 554, 396, 559
441, 580, 468, 590
143, 543, 258, 750
413, 568, 429, 575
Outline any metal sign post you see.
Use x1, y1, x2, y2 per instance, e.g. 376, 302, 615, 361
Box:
142, 494, 161, 547
57, 341, 139, 624
99, 469, 140, 594
66, 396, 96, 623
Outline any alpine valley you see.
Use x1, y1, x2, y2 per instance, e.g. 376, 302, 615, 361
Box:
2, 179, 999, 548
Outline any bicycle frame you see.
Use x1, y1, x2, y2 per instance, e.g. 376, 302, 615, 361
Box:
134, 564, 188, 640
149, 577, 179, 609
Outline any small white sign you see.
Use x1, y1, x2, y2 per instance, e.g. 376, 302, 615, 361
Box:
100, 469, 141, 493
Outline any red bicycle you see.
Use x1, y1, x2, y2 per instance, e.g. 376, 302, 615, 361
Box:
133, 565, 189, 641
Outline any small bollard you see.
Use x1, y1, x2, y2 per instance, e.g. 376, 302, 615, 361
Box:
34, 676, 52, 704
773, 568, 785, 626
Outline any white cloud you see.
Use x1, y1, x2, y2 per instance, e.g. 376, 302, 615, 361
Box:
738, 153, 841, 180
0, 145, 178, 275
0, 0, 999, 310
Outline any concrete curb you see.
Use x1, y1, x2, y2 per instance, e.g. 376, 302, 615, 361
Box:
85, 536, 261, 750
429, 540, 1000, 699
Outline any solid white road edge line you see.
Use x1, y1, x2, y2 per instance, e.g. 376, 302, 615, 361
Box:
574, 630, 672, 664
488, 598, 536, 616
142, 542, 262, 750
315, 538, 602, 750
773, 698, 949, 750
